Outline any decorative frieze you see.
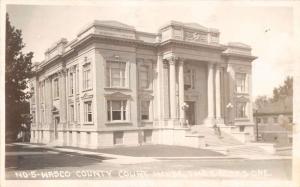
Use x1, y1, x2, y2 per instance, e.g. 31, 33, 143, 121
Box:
184, 31, 208, 43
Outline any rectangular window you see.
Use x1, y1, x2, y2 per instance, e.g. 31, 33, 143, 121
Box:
141, 100, 150, 120
69, 131, 73, 145
40, 107, 44, 123
83, 63, 92, 90
144, 130, 152, 143
256, 118, 261, 123
263, 117, 268, 123
77, 102, 80, 123
106, 61, 126, 88
31, 111, 36, 123
236, 73, 247, 93
69, 104, 74, 122
139, 65, 149, 89
236, 102, 247, 118
184, 68, 195, 90
77, 132, 80, 146
40, 81, 45, 103
84, 101, 93, 123
53, 78, 59, 98
107, 100, 127, 121
87, 132, 91, 145
76, 67, 79, 93
273, 117, 278, 123
31, 86, 35, 104
69, 72, 74, 95
113, 131, 124, 145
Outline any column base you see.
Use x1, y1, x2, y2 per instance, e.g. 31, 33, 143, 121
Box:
204, 117, 216, 127
168, 119, 180, 128
179, 118, 188, 127
216, 117, 224, 125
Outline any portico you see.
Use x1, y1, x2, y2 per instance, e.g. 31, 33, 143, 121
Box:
157, 56, 225, 128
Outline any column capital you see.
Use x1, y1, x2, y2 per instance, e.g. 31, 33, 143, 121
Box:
168, 59, 176, 66
68, 65, 76, 73
163, 55, 180, 65
178, 59, 185, 66
58, 69, 67, 77
45, 76, 52, 82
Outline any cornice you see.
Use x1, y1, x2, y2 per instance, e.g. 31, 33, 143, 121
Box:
222, 52, 257, 61
159, 39, 227, 51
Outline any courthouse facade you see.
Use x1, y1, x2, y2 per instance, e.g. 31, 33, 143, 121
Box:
29, 20, 257, 148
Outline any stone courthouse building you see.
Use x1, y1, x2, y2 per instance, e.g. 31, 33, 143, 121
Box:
29, 20, 257, 149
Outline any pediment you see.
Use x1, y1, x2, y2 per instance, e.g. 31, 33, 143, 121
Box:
105, 92, 131, 99
51, 106, 59, 114
81, 93, 93, 100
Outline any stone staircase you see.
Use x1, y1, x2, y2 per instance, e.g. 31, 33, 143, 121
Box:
189, 125, 242, 147
188, 125, 275, 156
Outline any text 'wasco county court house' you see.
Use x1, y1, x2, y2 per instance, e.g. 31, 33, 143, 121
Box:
29, 20, 257, 149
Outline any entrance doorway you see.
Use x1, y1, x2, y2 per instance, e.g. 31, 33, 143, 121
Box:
185, 101, 196, 125
54, 116, 60, 140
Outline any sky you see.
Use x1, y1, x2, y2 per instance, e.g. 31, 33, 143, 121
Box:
6, 1, 295, 98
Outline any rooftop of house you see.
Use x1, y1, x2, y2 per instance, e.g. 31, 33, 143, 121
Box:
255, 96, 293, 115
258, 124, 292, 132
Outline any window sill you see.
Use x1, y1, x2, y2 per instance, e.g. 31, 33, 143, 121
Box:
184, 88, 197, 92
83, 122, 94, 125
141, 120, 153, 123
235, 92, 249, 95
53, 97, 59, 101
82, 88, 93, 92
105, 121, 132, 125
138, 88, 153, 92
104, 87, 131, 91
235, 118, 250, 122
69, 122, 79, 126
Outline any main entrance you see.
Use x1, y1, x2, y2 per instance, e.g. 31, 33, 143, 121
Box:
185, 101, 196, 125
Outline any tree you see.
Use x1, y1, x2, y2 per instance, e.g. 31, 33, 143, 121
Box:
254, 95, 270, 109
272, 76, 293, 102
5, 13, 34, 142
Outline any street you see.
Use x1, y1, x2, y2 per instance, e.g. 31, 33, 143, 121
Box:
5, 143, 292, 180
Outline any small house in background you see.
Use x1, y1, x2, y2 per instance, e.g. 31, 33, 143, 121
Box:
253, 96, 293, 146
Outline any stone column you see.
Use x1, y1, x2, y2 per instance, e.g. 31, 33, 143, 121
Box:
215, 67, 222, 123
45, 77, 52, 127
178, 59, 185, 125
156, 55, 166, 127
206, 62, 215, 125
59, 69, 67, 127
169, 57, 177, 119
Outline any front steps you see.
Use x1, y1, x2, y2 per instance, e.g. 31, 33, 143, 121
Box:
190, 125, 242, 147
188, 125, 275, 156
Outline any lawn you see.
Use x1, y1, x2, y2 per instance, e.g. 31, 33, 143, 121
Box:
61, 144, 224, 157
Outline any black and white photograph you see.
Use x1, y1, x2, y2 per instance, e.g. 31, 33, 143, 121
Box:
1, 1, 300, 187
